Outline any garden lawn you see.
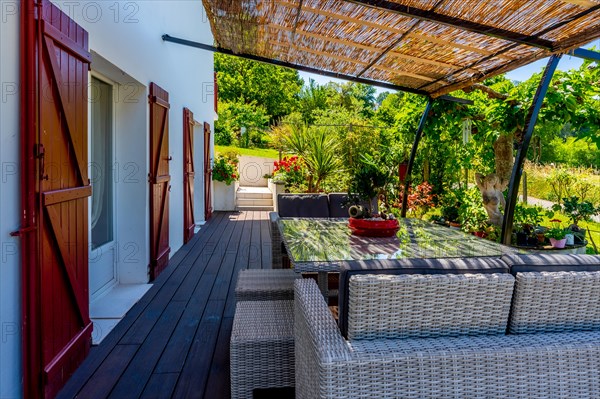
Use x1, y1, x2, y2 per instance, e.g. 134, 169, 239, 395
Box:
522, 162, 600, 204
215, 145, 279, 159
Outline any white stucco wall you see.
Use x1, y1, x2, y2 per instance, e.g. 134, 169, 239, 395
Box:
238, 155, 276, 187
0, 2, 23, 397
0, 1, 214, 396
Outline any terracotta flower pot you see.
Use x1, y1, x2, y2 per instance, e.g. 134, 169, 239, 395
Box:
549, 238, 567, 249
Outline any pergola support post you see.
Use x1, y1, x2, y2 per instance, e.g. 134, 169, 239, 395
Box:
401, 98, 434, 218
501, 54, 562, 245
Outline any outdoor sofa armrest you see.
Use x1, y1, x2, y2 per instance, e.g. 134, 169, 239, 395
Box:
294, 279, 352, 398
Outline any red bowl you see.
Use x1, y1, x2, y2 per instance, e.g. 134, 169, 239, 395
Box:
348, 218, 400, 237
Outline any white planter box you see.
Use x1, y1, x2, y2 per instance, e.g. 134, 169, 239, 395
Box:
268, 179, 286, 212
213, 180, 237, 211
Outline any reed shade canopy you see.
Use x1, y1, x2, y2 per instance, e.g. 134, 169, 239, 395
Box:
201, 0, 600, 98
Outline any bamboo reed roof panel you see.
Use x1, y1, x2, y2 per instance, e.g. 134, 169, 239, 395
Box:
202, 0, 600, 97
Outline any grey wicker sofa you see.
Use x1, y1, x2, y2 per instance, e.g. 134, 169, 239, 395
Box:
295, 255, 600, 399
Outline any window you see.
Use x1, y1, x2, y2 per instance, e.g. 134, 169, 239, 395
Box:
91, 77, 114, 249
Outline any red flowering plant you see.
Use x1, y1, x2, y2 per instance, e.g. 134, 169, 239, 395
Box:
212, 154, 239, 185
272, 155, 305, 189
397, 182, 436, 219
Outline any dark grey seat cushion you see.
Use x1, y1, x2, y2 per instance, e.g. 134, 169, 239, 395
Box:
337, 257, 510, 338
277, 194, 330, 218
501, 254, 600, 275
328, 193, 378, 218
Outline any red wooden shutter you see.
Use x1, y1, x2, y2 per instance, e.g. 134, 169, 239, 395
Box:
19, 1, 92, 397
148, 83, 171, 281
183, 108, 195, 244
204, 122, 213, 220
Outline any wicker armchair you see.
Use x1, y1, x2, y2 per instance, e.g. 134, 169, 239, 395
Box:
294, 271, 600, 399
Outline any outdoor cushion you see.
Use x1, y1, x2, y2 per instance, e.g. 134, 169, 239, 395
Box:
337, 257, 511, 338
345, 272, 515, 341
277, 194, 329, 218
327, 193, 378, 218
509, 271, 600, 334
501, 254, 600, 275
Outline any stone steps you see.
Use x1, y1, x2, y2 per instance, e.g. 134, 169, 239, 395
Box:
236, 186, 273, 211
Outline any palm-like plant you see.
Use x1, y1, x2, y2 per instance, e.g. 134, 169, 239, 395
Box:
283, 123, 343, 192
303, 128, 343, 192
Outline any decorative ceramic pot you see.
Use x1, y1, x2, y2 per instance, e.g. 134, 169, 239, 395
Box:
564, 233, 574, 246
516, 232, 528, 246
348, 218, 400, 237
549, 238, 567, 249
536, 233, 546, 244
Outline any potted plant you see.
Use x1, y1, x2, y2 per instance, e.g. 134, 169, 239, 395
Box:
552, 196, 599, 245
346, 154, 398, 237
513, 203, 549, 247
439, 189, 463, 227
545, 219, 568, 249
212, 153, 239, 211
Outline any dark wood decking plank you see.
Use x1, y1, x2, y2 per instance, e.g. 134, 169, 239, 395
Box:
119, 214, 233, 345
260, 211, 272, 269
74, 344, 139, 398
139, 373, 179, 399
248, 211, 262, 269
203, 316, 233, 399
108, 301, 187, 398
154, 213, 240, 374
57, 213, 226, 398
171, 213, 237, 302
172, 299, 225, 397
223, 211, 257, 319
206, 212, 265, 397
210, 211, 248, 301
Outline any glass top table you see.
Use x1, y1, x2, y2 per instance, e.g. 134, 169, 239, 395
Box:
278, 217, 519, 273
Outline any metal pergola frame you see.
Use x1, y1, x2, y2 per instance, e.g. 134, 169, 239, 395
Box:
164, 34, 600, 246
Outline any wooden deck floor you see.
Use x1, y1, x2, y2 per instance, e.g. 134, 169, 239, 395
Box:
58, 211, 274, 399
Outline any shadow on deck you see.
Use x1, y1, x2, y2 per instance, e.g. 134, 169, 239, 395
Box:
58, 211, 272, 399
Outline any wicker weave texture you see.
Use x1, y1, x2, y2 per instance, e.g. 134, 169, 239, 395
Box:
270, 212, 283, 269
235, 268, 300, 301
347, 273, 515, 340
295, 278, 600, 399
231, 300, 295, 398
510, 271, 600, 334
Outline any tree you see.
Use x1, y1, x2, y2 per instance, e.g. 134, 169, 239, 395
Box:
215, 54, 303, 122
324, 82, 377, 118
298, 79, 329, 124
214, 99, 269, 146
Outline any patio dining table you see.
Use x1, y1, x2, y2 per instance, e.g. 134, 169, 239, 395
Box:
277, 217, 519, 297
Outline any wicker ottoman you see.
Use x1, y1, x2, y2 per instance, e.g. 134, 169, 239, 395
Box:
230, 300, 295, 399
235, 269, 301, 302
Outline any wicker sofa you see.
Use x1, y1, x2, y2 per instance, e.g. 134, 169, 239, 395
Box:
294, 255, 600, 399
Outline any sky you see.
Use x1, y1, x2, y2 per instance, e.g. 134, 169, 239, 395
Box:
298, 39, 600, 96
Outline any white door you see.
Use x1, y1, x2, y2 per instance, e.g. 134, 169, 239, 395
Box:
89, 76, 117, 300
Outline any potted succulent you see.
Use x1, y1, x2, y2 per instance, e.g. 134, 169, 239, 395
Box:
545, 219, 568, 249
